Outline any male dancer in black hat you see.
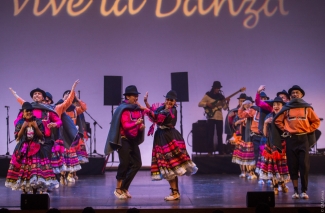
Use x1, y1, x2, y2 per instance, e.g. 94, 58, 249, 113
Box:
274, 85, 320, 199
198, 81, 229, 155
104, 85, 147, 199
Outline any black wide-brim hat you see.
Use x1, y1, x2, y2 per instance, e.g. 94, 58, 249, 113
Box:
164, 90, 177, 100
212, 81, 222, 89
237, 93, 247, 100
123, 85, 140, 96
45, 92, 54, 104
21, 102, 33, 111
276, 90, 290, 100
288, 85, 305, 97
245, 96, 254, 103
63, 90, 71, 97
265, 96, 285, 106
30, 88, 46, 99
260, 92, 269, 100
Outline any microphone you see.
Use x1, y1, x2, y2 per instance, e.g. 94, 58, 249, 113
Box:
78, 90, 80, 98
4, 106, 9, 108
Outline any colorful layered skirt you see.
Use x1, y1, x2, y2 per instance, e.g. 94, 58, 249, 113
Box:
255, 137, 267, 171
151, 127, 198, 181
231, 134, 256, 166
256, 141, 290, 182
5, 139, 59, 192
51, 139, 68, 174
74, 134, 89, 164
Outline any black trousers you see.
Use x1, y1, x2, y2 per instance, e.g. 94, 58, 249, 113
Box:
116, 137, 142, 190
286, 134, 310, 192
207, 119, 223, 153
251, 135, 262, 165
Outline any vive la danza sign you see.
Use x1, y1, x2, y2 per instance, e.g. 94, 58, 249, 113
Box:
13, 0, 289, 29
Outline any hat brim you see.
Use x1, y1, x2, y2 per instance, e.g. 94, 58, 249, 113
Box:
30, 88, 46, 99
260, 96, 270, 100
265, 100, 285, 106
123, 92, 141, 96
288, 88, 305, 97
276, 92, 290, 99
242, 100, 252, 105
63, 90, 71, 97
164, 95, 177, 100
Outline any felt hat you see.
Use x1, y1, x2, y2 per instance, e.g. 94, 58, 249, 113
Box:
212, 81, 222, 89
288, 85, 305, 97
276, 90, 290, 100
30, 88, 46, 99
237, 93, 247, 100
245, 96, 254, 103
63, 90, 71, 97
260, 91, 269, 100
45, 92, 54, 104
123, 85, 140, 95
21, 102, 33, 111
164, 90, 177, 100
265, 96, 285, 106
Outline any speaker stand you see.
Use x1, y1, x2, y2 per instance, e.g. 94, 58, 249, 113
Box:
102, 105, 119, 173
179, 101, 183, 136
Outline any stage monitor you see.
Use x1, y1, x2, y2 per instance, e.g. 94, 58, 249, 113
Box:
171, 72, 189, 102
104, 76, 123, 106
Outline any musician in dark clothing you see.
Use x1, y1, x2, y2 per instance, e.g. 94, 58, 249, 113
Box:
198, 81, 229, 155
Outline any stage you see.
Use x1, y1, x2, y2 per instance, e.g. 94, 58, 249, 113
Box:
0, 171, 323, 212
0, 155, 324, 212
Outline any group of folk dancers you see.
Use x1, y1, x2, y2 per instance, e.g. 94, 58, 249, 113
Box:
4, 80, 320, 201
4, 82, 198, 201
222, 84, 320, 199
5, 80, 89, 194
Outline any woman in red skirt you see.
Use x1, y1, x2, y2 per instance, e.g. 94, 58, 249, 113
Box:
144, 90, 198, 201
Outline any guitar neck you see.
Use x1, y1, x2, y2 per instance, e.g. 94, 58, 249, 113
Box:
224, 89, 243, 100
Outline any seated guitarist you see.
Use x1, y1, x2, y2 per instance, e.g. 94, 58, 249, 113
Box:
198, 81, 229, 155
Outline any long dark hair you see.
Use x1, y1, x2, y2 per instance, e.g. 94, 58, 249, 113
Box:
208, 88, 224, 95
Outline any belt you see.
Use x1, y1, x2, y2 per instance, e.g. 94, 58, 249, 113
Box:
250, 132, 262, 137
158, 125, 170, 129
281, 132, 307, 138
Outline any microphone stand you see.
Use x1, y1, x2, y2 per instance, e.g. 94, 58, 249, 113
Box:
84, 110, 104, 157
2, 106, 11, 157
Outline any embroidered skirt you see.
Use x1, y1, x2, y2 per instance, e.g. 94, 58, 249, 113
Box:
151, 127, 198, 181
5, 140, 59, 192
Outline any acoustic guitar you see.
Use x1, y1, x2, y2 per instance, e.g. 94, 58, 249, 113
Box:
204, 87, 246, 118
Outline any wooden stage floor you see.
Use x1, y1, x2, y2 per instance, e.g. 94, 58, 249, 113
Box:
0, 171, 324, 212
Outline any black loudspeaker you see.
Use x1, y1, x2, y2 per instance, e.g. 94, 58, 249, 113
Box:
192, 120, 209, 153
171, 72, 189, 102
246, 191, 275, 207
104, 76, 123, 105
21, 194, 50, 210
